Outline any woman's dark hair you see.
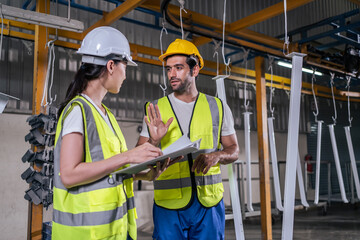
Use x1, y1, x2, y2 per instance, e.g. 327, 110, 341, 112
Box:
58, 60, 119, 117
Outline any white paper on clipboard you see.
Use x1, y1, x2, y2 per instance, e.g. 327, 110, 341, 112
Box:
113, 136, 201, 175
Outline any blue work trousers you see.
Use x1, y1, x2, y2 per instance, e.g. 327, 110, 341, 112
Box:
152, 198, 225, 240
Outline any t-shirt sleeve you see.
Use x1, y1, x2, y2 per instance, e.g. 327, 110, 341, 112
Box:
139, 117, 150, 138
62, 105, 84, 137
221, 102, 236, 136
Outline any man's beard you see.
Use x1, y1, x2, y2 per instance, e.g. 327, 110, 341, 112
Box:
171, 77, 191, 93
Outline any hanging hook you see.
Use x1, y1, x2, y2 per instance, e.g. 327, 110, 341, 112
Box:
268, 55, 275, 117
241, 47, 250, 110
0, 3, 4, 62
177, 0, 187, 40
311, 68, 319, 122
330, 72, 337, 125
48, 43, 57, 106
221, 0, 231, 77
283, 0, 290, 56
346, 76, 353, 127
67, 0, 71, 22
159, 16, 168, 96
212, 39, 221, 76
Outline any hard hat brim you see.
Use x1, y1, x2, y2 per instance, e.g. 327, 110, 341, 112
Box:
159, 52, 204, 70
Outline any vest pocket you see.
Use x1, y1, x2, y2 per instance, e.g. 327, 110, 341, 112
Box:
89, 186, 122, 210
155, 187, 183, 200
106, 136, 121, 155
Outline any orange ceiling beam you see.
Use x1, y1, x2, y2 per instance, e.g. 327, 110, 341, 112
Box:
229, 0, 315, 32
84, 0, 147, 36
347, 0, 360, 6
141, 1, 285, 50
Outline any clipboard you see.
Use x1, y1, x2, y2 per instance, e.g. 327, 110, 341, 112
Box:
113, 136, 201, 175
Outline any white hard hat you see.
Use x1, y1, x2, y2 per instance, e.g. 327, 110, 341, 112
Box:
77, 26, 137, 66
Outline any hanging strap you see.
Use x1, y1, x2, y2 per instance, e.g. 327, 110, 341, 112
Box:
241, 48, 250, 111
311, 68, 319, 122
330, 73, 337, 125
346, 76, 353, 127
268, 56, 275, 117
159, 16, 168, 96
212, 39, 221, 76
177, 0, 187, 40
283, 0, 290, 56
221, 0, 231, 77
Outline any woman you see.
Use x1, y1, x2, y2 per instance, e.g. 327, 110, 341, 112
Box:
52, 26, 172, 240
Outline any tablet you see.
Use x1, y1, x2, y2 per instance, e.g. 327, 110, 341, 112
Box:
113, 136, 201, 175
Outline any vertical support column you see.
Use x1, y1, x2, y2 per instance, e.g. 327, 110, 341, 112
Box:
28, 1, 49, 239
255, 56, 272, 240
281, 53, 306, 240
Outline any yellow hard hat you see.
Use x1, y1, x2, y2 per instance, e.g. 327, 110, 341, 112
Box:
159, 39, 204, 69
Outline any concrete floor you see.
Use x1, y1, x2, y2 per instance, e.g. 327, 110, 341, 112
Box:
137, 202, 360, 240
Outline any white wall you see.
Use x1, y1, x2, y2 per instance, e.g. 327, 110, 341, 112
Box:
0, 113, 31, 240
0, 113, 309, 239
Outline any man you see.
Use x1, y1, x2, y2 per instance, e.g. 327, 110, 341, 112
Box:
137, 39, 239, 240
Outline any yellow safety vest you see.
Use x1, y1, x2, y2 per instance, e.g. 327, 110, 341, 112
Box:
146, 92, 224, 209
52, 96, 137, 240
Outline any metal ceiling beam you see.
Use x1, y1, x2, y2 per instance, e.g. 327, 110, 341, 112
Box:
285, 9, 359, 38
83, 0, 147, 36
228, 0, 315, 32
3, 22, 358, 101
298, 21, 360, 43
192, 36, 212, 47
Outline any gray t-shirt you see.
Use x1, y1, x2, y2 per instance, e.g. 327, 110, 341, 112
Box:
140, 93, 235, 138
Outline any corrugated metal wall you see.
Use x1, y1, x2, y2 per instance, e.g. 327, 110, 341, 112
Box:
0, 0, 358, 135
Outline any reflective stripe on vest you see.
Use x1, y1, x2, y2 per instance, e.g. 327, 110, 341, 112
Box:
147, 93, 224, 209
52, 96, 136, 240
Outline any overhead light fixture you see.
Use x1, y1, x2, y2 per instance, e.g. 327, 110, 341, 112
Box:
277, 61, 323, 76
0, 4, 84, 32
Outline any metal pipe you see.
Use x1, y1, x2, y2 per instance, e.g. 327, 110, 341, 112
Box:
281, 52, 306, 240
344, 126, 360, 200
244, 112, 254, 212
267, 117, 283, 211
314, 120, 323, 204
328, 124, 348, 203
297, 151, 309, 207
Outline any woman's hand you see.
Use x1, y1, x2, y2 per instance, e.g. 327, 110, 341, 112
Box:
145, 103, 173, 146
135, 156, 183, 181
122, 142, 163, 164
